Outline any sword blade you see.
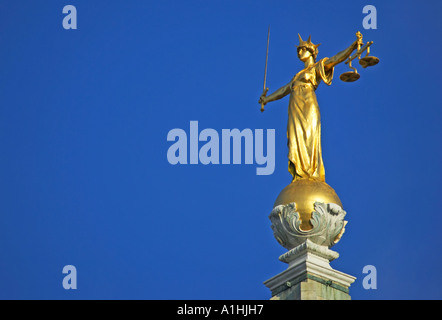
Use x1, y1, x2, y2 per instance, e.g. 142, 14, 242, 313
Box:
261, 25, 270, 112
263, 25, 270, 91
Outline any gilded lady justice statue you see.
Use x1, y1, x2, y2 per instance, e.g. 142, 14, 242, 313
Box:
259, 30, 379, 252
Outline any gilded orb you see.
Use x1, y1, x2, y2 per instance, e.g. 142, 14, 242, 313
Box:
273, 179, 342, 231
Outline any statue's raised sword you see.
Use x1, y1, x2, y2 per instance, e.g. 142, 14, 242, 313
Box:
260, 26, 270, 112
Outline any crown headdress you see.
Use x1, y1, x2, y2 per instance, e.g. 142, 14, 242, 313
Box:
296, 34, 321, 58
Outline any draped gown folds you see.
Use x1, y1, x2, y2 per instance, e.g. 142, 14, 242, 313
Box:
283, 58, 334, 182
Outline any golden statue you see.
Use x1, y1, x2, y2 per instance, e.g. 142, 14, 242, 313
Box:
259, 32, 370, 182
260, 31, 379, 230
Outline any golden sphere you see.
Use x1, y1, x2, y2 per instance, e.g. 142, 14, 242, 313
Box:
273, 179, 342, 231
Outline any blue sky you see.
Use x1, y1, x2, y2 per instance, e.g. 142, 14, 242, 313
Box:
0, 0, 441, 299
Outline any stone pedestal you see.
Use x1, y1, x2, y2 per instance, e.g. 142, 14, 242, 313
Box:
265, 180, 355, 300
264, 240, 355, 300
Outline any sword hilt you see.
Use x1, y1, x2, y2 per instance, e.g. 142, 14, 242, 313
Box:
260, 87, 269, 112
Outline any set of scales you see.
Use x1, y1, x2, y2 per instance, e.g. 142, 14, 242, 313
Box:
339, 31, 379, 82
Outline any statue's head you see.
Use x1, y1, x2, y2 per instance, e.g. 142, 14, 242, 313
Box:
296, 34, 320, 62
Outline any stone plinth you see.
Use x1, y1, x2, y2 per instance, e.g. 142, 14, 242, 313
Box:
264, 240, 355, 300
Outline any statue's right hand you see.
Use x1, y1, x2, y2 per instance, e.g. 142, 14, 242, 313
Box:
259, 87, 269, 105
258, 95, 267, 106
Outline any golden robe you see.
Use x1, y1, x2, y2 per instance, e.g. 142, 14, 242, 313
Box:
286, 58, 334, 182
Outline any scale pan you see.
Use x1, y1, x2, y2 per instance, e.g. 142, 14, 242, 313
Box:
359, 56, 379, 68
340, 72, 360, 82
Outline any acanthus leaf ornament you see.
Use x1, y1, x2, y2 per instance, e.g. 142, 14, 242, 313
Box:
269, 202, 347, 250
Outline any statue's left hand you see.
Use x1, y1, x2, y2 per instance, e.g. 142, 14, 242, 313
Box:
355, 31, 364, 48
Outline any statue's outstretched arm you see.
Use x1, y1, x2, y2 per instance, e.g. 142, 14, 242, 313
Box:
259, 82, 291, 106
324, 34, 363, 71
